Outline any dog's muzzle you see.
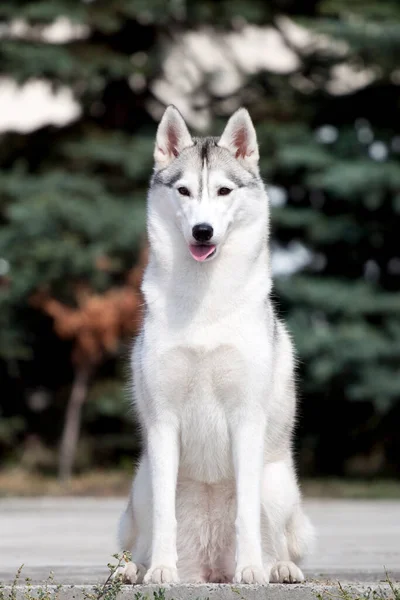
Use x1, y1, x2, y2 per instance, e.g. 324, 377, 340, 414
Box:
192, 223, 214, 242
189, 223, 216, 262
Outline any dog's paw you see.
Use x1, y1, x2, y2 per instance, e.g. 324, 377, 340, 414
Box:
113, 562, 146, 584
143, 565, 179, 584
233, 565, 268, 584
270, 561, 304, 584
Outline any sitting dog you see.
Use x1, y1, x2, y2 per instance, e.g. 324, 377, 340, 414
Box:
117, 106, 314, 585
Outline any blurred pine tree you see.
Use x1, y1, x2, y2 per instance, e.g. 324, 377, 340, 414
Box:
0, 0, 399, 476
0, 0, 159, 470
256, 0, 400, 475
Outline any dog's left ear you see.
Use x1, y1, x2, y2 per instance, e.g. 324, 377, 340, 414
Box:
154, 105, 193, 170
218, 108, 259, 170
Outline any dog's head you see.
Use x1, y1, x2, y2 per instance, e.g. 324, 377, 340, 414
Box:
149, 106, 267, 263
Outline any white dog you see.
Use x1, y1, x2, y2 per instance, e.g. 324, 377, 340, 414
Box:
116, 106, 314, 585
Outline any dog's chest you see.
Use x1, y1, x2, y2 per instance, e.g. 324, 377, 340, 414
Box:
172, 342, 246, 483
143, 310, 272, 483
179, 382, 232, 483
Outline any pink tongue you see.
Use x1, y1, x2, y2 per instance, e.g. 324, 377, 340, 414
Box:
189, 244, 216, 262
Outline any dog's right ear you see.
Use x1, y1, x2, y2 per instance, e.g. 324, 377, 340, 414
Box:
154, 106, 193, 170
218, 108, 259, 172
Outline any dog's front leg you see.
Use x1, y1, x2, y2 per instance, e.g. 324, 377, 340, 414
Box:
231, 412, 268, 584
143, 418, 180, 584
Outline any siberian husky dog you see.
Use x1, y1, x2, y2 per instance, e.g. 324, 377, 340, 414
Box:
116, 106, 314, 585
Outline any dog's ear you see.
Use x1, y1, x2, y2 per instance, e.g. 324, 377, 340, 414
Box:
154, 105, 193, 169
218, 108, 259, 170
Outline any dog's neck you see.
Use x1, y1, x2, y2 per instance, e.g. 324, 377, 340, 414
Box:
142, 207, 272, 328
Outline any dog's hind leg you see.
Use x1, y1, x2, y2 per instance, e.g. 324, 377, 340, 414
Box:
115, 460, 151, 584
260, 459, 314, 583
118, 496, 135, 552
269, 505, 315, 584
286, 504, 315, 565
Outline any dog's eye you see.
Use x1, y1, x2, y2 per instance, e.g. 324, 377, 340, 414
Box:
218, 187, 232, 196
178, 186, 190, 197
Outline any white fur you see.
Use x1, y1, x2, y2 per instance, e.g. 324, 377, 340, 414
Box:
153, 106, 193, 169
218, 107, 259, 171
117, 107, 315, 585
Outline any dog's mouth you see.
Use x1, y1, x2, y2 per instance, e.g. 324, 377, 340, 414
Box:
189, 244, 217, 262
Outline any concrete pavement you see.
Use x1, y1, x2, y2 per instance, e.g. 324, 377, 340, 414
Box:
0, 497, 399, 593
5, 583, 399, 600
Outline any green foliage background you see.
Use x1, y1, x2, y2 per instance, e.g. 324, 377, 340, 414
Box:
1, 0, 399, 477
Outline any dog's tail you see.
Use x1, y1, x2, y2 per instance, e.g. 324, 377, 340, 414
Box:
118, 496, 136, 551
286, 505, 316, 563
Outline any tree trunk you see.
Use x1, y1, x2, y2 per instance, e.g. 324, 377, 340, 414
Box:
58, 365, 91, 483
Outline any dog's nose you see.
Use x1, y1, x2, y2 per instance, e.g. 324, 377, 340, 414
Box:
192, 223, 214, 242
